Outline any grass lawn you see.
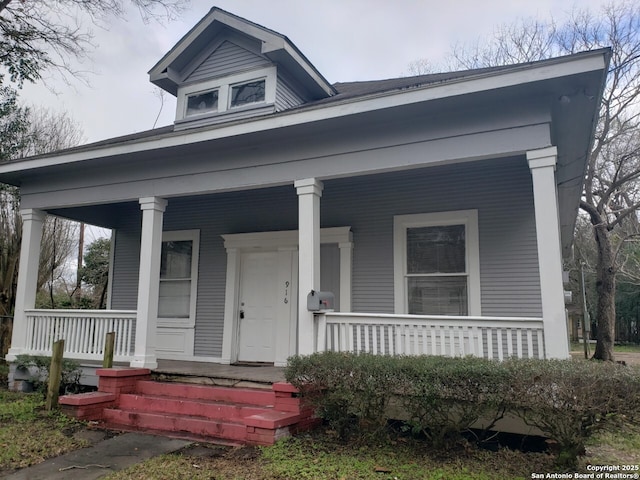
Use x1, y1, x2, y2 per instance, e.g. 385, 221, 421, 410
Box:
101, 425, 640, 480
0, 389, 90, 475
570, 341, 640, 353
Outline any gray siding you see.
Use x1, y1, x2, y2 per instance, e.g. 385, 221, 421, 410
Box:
111, 187, 299, 357
320, 157, 542, 317
185, 41, 270, 84
109, 157, 542, 358
320, 244, 340, 310
275, 75, 304, 111
110, 203, 143, 310
174, 105, 275, 132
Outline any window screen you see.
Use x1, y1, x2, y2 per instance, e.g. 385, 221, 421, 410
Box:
406, 224, 467, 315
158, 240, 193, 318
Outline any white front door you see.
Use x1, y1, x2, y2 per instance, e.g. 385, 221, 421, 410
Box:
237, 251, 278, 362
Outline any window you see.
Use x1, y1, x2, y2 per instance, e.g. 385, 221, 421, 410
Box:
175, 66, 276, 122
394, 211, 480, 316
186, 90, 218, 116
158, 230, 199, 324
230, 79, 265, 108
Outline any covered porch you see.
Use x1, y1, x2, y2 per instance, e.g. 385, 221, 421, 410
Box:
6, 148, 567, 372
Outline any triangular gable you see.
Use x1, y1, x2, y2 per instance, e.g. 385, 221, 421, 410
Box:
185, 40, 271, 84
148, 7, 335, 99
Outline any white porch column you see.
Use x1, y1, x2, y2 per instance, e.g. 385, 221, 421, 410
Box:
6, 209, 46, 361
527, 147, 569, 359
131, 197, 167, 369
295, 178, 323, 355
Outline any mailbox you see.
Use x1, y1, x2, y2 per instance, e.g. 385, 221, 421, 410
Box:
307, 290, 335, 311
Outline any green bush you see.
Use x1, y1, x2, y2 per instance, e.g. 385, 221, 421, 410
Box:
14, 354, 82, 395
502, 358, 640, 468
285, 352, 640, 466
286, 352, 395, 439
395, 355, 509, 448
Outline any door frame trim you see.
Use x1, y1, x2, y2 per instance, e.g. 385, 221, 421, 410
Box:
220, 227, 352, 365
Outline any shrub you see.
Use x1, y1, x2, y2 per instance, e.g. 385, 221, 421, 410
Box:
285, 352, 640, 466
502, 358, 640, 468
395, 355, 509, 448
14, 354, 82, 396
286, 352, 395, 439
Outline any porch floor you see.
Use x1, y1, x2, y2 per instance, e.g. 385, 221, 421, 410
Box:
153, 360, 286, 388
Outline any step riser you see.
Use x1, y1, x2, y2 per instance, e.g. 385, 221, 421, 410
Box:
118, 394, 270, 421
103, 409, 248, 442
135, 381, 275, 406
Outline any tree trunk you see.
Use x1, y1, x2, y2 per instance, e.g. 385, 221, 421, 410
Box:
592, 223, 616, 361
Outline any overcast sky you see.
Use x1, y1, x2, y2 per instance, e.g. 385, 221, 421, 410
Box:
20, 0, 615, 144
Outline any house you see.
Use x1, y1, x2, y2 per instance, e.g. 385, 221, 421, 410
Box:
1, 8, 608, 375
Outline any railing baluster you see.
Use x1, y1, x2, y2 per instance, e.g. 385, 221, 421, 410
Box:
526, 330, 534, 359
536, 329, 544, 359
516, 329, 523, 358
448, 326, 455, 357
364, 324, 370, 353
372, 324, 378, 354
506, 329, 514, 358
487, 329, 494, 360
496, 328, 504, 361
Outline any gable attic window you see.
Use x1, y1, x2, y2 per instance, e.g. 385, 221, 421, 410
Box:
186, 89, 219, 116
230, 79, 265, 108
175, 66, 277, 123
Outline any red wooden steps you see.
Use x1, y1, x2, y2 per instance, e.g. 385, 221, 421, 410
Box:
59, 368, 318, 446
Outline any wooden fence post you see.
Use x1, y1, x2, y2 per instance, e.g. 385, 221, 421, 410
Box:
46, 339, 64, 411
103, 332, 116, 368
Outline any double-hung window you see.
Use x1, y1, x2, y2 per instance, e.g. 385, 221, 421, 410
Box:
394, 211, 480, 316
158, 230, 199, 324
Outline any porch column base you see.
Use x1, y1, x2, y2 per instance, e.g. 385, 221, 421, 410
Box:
129, 355, 158, 370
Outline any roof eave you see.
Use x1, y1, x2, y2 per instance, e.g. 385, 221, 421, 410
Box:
1, 49, 609, 176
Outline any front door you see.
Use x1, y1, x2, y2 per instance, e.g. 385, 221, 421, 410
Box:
237, 251, 278, 362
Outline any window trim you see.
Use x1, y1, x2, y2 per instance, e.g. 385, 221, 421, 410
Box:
158, 229, 200, 328
176, 66, 277, 121
393, 210, 481, 316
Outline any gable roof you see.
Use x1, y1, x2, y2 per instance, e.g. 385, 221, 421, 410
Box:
148, 7, 335, 99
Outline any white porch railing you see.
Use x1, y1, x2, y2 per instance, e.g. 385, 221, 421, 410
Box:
315, 312, 545, 360
24, 309, 137, 362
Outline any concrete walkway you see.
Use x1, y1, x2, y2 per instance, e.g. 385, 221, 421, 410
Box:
4, 433, 190, 480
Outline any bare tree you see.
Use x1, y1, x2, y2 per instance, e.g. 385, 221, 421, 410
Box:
0, 0, 188, 87
0, 107, 83, 355
416, 1, 640, 360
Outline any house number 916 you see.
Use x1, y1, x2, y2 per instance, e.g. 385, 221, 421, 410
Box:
284, 281, 290, 303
